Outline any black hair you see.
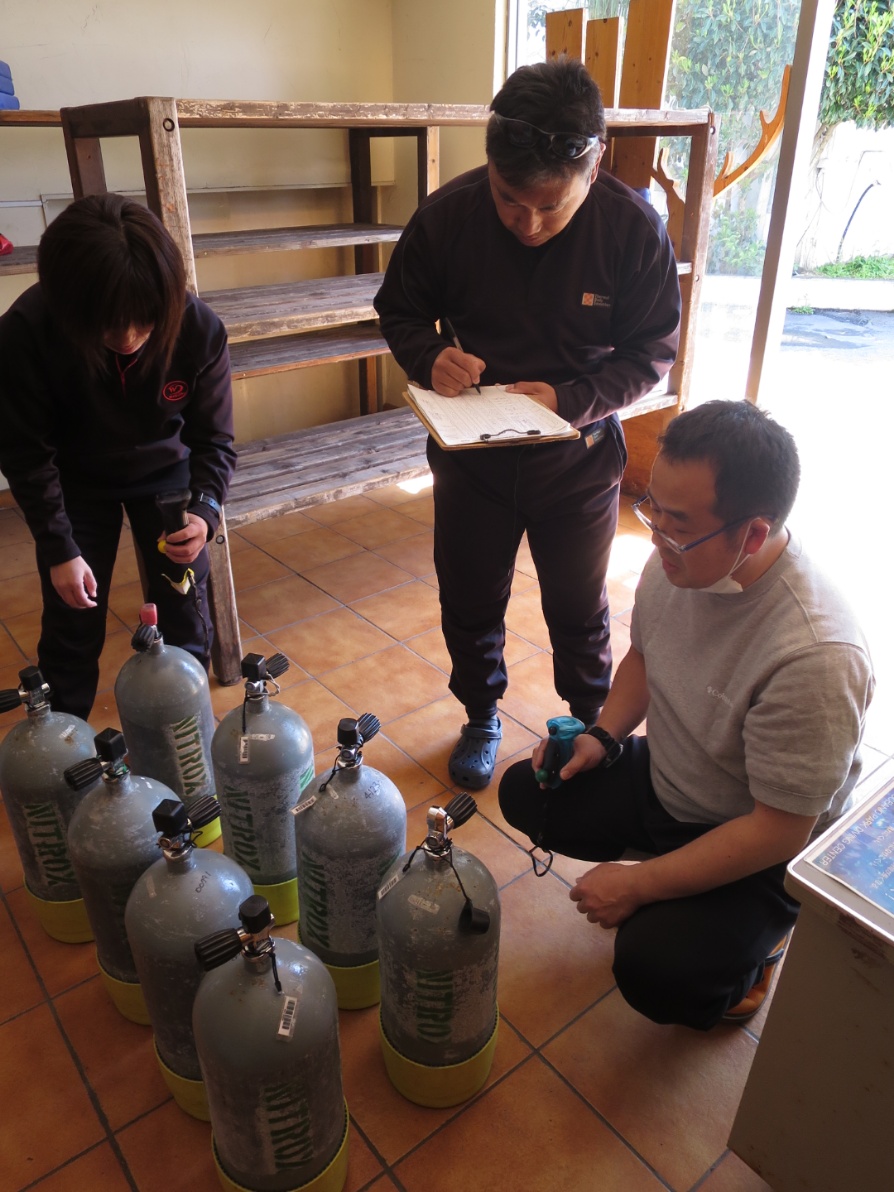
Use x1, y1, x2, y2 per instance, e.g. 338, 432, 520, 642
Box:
486, 56, 605, 187
37, 193, 186, 378
658, 400, 800, 532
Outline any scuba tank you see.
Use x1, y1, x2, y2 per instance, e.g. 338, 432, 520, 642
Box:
115, 602, 220, 843
294, 714, 406, 1009
211, 653, 314, 926
0, 666, 97, 943
377, 792, 501, 1108
193, 895, 348, 1192
64, 728, 177, 1024
125, 795, 254, 1121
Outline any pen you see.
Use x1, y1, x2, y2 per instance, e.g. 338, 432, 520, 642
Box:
442, 317, 482, 394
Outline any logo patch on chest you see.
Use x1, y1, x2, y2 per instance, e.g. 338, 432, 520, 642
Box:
163, 380, 188, 402
581, 292, 611, 308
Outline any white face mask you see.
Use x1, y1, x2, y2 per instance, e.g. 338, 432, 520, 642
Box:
699, 533, 750, 595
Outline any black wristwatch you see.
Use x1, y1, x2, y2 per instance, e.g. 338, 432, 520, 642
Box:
193, 492, 222, 519
586, 725, 623, 768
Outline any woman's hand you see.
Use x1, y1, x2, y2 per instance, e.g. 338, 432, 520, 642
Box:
161, 513, 209, 564
50, 557, 98, 609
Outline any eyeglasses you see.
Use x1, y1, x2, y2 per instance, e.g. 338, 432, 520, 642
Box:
491, 113, 603, 162
632, 495, 763, 555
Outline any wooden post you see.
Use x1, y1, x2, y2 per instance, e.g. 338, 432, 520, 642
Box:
585, 18, 621, 108
545, 8, 585, 61
613, 0, 676, 191
416, 125, 439, 202
137, 97, 197, 294
207, 511, 243, 687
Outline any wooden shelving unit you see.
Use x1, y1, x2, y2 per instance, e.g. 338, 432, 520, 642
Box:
2, 97, 716, 685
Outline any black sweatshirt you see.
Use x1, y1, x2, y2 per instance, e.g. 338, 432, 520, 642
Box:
374, 165, 682, 429
0, 287, 236, 567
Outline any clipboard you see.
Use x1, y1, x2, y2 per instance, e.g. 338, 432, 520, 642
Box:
405, 383, 580, 450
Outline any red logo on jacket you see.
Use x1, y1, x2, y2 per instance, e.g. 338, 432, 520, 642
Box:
163, 381, 188, 402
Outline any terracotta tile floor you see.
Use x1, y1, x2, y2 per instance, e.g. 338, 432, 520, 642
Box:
0, 480, 890, 1192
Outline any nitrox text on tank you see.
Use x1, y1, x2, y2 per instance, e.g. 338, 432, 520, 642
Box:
377, 792, 501, 1108
64, 728, 179, 1024
294, 713, 406, 1010
193, 895, 348, 1192
0, 666, 98, 942
115, 602, 220, 842
211, 653, 314, 926
125, 794, 254, 1121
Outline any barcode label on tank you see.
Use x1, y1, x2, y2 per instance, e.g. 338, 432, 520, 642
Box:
277, 995, 299, 1040
408, 893, 440, 915
291, 796, 316, 816
378, 872, 402, 900
238, 737, 250, 764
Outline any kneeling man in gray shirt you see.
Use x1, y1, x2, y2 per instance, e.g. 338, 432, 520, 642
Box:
499, 399, 875, 1028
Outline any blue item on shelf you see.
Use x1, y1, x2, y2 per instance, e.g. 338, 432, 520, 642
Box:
0, 95, 21, 110
0, 76, 15, 96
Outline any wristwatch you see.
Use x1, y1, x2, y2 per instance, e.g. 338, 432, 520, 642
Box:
193, 492, 222, 519
585, 725, 623, 768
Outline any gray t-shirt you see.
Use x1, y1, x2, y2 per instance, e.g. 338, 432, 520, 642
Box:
630, 534, 875, 833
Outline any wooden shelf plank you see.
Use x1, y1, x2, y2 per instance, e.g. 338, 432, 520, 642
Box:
0, 244, 38, 275
227, 407, 429, 525
228, 323, 388, 378
202, 272, 383, 340
192, 223, 402, 257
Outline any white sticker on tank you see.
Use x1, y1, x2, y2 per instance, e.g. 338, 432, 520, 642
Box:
245, 734, 276, 740
378, 872, 402, 900
277, 994, 299, 1040
59, 726, 76, 743
145, 874, 156, 898
408, 893, 439, 915
291, 796, 316, 816
238, 737, 250, 764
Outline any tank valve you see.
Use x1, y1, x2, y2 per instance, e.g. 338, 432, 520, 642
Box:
152, 795, 221, 856
0, 666, 52, 714
64, 728, 130, 790
195, 895, 282, 990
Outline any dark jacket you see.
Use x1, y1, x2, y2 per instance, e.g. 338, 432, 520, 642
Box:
0, 287, 235, 566
374, 165, 681, 430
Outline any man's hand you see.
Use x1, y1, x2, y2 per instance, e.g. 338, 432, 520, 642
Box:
50, 557, 98, 609
506, 381, 558, 412
570, 862, 643, 928
160, 513, 209, 564
531, 731, 605, 786
431, 347, 486, 397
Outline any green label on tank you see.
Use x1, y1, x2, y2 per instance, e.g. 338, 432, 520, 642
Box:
170, 713, 210, 798
221, 788, 262, 871
263, 1077, 314, 1169
298, 762, 315, 793
21, 801, 76, 886
415, 968, 454, 1042
299, 852, 329, 948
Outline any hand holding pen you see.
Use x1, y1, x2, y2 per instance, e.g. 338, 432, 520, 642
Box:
432, 317, 485, 397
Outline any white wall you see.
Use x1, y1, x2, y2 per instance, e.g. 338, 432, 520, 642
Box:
795, 122, 894, 270
0, 0, 505, 449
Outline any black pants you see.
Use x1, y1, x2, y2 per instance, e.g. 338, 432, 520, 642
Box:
498, 737, 800, 1030
37, 490, 212, 722
427, 420, 626, 724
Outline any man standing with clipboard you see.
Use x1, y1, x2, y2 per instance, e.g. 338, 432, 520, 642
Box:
375, 58, 681, 789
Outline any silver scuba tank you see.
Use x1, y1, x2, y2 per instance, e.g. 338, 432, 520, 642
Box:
115, 603, 220, 843
193, 895, 348, 1192
0, 666, 97, 942
125, 794, 254, 1121
64, 728, 178, 1024
211, 653, 314, 927
376, 792, 501, 1108
294, 714, 406, 1009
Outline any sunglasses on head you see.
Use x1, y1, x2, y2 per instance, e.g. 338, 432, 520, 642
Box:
491, 112, 603, 161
